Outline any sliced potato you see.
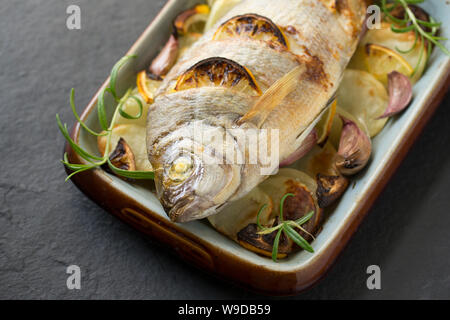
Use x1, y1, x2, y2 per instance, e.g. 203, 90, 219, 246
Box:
115, 87, 150, 127
261, 169, 321, 241
97, 124, 153, 172
259, 169, 321, 234
293, 143, 338, 177
207, 187, 273, 242
364, 44, 413, 85
336, 69, 389, 137
348, 22, 427, 83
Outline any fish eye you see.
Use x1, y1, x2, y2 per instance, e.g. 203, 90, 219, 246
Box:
166, 155, 194, 183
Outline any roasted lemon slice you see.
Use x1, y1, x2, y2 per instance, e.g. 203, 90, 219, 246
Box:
213, 14, 288, 49
136, 70, 162, 104
364, 43, 414, 85
175, 57, 262, 96
315, 99, 337, 144
174, 4, 210, 35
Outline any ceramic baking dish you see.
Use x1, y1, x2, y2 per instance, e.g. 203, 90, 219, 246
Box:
64, 0, 450, 295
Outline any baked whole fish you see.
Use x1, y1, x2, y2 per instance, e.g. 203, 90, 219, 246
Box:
146, 0, 367, 222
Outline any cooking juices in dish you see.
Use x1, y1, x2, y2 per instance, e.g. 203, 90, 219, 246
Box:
58, 0, 449, 261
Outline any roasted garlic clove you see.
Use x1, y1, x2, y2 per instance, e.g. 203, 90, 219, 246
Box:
377, 71, 413, 119
316, 173, 349, 208
237, 223, 289, 259
335, 116, 372, 176
109, 138, 136, 171
279, 129, 318, 167
149, 33, 179, 76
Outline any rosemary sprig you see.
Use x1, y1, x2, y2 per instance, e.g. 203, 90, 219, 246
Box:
57, 55, 155, 181
256, 193, 315, 262
380, 0, 449, 75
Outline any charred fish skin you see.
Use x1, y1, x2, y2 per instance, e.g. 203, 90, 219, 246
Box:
147, 0, 367, 222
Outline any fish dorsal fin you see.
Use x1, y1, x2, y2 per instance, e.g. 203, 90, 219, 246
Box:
237, 64, 306, 128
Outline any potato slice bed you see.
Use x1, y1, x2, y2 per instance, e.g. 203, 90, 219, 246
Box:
213, 14, 288, 49
175, 57, 262, 96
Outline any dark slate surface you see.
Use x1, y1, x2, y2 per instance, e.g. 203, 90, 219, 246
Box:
0, 0, 449, 299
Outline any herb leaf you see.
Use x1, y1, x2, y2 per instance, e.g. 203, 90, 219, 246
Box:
57, 54, 155, 181
381, 0, 450, 73
283, 224, 314, 253
272, 228, 283, 262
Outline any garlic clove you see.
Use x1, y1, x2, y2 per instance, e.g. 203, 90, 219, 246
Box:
279, 129, 318, 167
377, 71, 413, 119
335, 116, 372, 176
149, 33, 179, 76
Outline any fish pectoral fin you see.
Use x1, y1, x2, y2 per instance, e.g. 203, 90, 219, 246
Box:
237, 64, 307, 128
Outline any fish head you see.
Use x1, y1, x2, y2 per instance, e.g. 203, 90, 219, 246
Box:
152, 120, 243, 223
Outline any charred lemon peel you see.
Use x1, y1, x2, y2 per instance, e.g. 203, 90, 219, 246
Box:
213, 14, 289, 50
57, 55, 155, 181
174, 57, 262, 96
256, 193, 315, 262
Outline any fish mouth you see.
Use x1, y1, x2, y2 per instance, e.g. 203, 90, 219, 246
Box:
165, 197, 222, 223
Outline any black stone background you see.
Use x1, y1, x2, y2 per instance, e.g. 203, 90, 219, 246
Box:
0, 0, 449, 299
